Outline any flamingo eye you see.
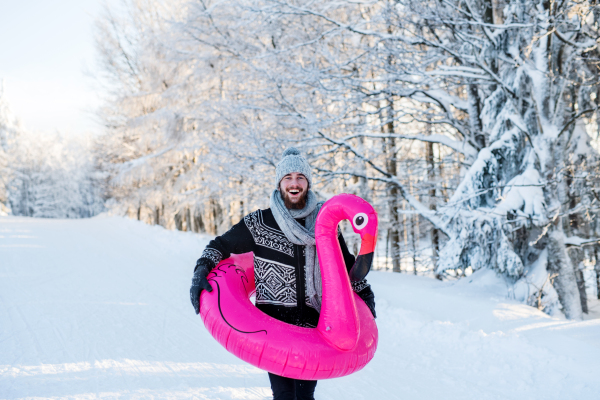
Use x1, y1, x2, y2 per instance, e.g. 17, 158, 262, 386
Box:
353, 213, 368, 230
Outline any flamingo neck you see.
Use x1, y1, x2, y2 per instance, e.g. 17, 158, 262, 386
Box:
315, 204, 359, 351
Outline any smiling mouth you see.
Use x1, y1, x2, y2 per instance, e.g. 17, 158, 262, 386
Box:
288, 189, 301, 195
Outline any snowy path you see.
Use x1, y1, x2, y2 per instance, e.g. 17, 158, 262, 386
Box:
1, 216, 600, 400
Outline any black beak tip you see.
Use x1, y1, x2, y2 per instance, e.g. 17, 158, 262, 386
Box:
349, 252, 374, 282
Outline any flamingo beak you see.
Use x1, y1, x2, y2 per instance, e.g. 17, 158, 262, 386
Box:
349, 232, 377, 282
358, 233, 377, 255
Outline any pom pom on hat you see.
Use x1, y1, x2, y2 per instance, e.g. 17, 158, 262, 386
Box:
282, 147, 301, 157
275, 147, 312, 188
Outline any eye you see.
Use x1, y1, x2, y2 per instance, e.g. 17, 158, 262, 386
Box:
353, 213, 368, 230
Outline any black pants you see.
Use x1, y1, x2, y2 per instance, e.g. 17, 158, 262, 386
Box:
268, 372, 318, 400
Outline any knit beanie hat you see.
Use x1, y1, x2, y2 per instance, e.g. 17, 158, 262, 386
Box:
275, 147, 313, 189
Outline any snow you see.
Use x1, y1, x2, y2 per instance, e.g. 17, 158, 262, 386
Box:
564, 236, 600, 247
1, 215, 600, 399
570, 121, 597, 159
511, 250, 560, 314
493, 168, 545, 218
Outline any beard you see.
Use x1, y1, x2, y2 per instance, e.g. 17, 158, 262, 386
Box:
280, 187, 308, 209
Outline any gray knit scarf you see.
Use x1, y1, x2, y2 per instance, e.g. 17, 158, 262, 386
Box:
270, 189, 324, 312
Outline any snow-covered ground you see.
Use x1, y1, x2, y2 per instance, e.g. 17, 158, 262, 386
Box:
1, 215, 600, 400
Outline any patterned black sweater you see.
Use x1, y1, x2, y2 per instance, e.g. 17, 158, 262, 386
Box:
198, 208, 374, 328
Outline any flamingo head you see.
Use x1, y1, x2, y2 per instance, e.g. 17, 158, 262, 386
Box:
318, 194, 378, 282
346, 196, 378, 282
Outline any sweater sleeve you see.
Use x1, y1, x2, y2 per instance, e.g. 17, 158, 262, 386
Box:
338, 230, 356, 271
197, 215, 255, 270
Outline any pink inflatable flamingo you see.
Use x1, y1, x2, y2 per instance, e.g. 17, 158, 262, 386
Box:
199, 194, 378, 380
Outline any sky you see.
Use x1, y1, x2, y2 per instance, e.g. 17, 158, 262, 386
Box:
0, 0, 108, 136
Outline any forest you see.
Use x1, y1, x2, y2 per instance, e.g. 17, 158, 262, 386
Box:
1, 0, 600, 321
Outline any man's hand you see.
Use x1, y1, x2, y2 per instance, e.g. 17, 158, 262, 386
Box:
358, 288, 376, 319
190, 259, 213, 315
364, 295, 376, 319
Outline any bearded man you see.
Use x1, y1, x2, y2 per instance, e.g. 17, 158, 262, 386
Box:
190, 147, 376, 400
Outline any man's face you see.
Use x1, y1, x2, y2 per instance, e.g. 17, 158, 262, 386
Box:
279, 172, 309, 209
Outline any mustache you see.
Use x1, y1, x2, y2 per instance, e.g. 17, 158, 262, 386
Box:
281, 187, 308, 209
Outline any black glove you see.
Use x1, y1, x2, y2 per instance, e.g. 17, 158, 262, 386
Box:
358, 287, 376, 319
190, 259, 214, 315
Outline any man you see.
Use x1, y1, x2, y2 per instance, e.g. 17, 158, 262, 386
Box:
190, 147, 376, 400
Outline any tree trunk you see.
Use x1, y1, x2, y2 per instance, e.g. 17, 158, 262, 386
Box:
211, 199, 222, 235
595, 245, 600, 300
155, 206, 161, 225
426, 141, 440, 276
194, 209, 205, 233
568, 247, 588, 314
185, 207, 192, 232
386, 228, 391, 270
411, 213, 417, 274
547, 230, 583, 320
491, 0, 505, 25
562, 173, 588, 313
390, 222, 401, 272
411, 183, 419, 275
21, 176, 30, 216
381, 97, 401, 273
174, 210, 183, 231
467, 85, 485, 149
403, 200, 409, 272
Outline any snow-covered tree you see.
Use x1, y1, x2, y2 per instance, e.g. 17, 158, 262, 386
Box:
0, 85, 21, 215
94, 0, 600, 318
94, 0, 300, 232
242, 0, 600, 318
0, 80, 104, 218
7, 132, 106, 218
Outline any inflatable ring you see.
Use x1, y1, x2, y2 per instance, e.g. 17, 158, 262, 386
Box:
198, 194, 378, 380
